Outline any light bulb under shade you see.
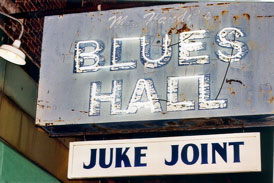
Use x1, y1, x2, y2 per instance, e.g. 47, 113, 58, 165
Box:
0, 41, 26, 65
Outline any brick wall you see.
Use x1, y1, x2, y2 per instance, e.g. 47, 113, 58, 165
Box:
0, 0, 66, 68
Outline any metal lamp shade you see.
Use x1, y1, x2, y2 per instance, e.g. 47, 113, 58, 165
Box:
0, 40, 26, 65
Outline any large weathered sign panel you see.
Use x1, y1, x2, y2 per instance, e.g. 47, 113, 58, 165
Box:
68, 133, 261, 178
37, 3, 274, 134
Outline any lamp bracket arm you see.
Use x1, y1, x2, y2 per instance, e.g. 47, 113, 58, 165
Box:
0, 11, 24, 40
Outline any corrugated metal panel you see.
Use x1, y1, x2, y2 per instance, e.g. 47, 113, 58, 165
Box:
0, 60, 5, 92
3, 62, 38, 118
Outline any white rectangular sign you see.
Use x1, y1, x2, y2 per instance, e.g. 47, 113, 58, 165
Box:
68, 133, 261, 179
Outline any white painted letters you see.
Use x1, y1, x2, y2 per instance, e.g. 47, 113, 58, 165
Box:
140, 34, 172, 69
74, 40, 104, 73
167, 76, 195, 112
75, 27, 247, 116
179, 30, 209, 65
216, 27, 248, 62
89, 80, 123, 116
110, 37, 139, 71
127, 79, 162, 114
198, 75, 227, 109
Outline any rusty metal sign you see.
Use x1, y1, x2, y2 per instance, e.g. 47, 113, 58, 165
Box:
36, 2, 274, 135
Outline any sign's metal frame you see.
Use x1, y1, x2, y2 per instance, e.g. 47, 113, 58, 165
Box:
37, 2, 274, 136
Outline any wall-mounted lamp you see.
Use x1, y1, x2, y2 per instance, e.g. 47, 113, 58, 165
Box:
0, 11, 26, 65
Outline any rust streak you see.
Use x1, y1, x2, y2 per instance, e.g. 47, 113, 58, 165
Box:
233, 15, 239, 21
216, 3, 230, 6
112, 12, 121, 15
213, 16, 219, 21
168, 22, 191, 35
145, 9, 154, 12
243, 13, 250, 20
168, 27, 176, 35
269, 96, 274, 104
233, 15, 240, 25
181, 5, 200, 8
260, 87, 263, 96
177, 23, 191, 33
37, 104, 44, 109
247, 98, 251, 105
222, 10, 229, 16
162, 7, 174, 12
181, 6, 189, 9
257, 15, 274, 18
206, 4, 214, 6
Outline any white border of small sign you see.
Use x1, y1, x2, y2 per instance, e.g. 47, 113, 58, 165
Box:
68, 133, 261, 179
